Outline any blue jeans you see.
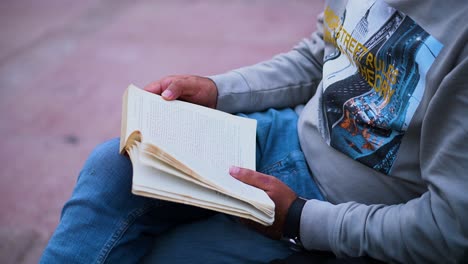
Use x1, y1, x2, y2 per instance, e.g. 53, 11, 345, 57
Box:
40, 108, 324, 263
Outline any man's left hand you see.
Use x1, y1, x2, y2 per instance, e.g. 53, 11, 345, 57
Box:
229, 166, 297, 239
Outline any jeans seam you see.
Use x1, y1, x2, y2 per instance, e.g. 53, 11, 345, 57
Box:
95, 201, 160, 264
259, 150, 303, 174
259, 160, 283, 175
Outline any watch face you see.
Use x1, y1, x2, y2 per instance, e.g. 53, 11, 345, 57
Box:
282, 237, 304, 252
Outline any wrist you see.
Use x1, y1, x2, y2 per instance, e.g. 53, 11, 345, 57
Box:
201, 76, 218, 108
283, 197, 307, 243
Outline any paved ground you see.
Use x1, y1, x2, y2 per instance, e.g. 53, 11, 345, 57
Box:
0, 0, 323, 262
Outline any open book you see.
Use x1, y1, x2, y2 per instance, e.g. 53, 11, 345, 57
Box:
120, 84, 274, 225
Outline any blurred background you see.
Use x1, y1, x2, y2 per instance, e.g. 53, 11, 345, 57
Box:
0, 0, 323, 262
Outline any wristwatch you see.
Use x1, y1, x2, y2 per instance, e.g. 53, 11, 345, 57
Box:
282, 197, 307, 251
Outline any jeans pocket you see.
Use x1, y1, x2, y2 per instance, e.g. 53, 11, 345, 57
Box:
259, 150, 324, 200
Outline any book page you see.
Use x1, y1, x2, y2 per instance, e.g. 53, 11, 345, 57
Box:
129, 145, 273, 225
124, 85, 273, 211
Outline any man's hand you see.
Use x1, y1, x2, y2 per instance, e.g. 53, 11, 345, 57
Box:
144, 75, 218, 108
229, 166, 298, 239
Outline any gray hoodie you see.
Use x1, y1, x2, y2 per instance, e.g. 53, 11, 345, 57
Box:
210, 0, 468, 263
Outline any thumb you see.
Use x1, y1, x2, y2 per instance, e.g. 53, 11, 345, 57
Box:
230, 166, 274, 191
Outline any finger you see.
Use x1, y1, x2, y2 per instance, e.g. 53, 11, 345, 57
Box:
144, 77, 173, 93
229, 166, 275, 191
144, 81, 163, 94
161, 79, 188, 100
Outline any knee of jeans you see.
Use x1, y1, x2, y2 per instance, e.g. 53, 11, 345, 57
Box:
77, 138, 133, 193
87, 138, 124, 164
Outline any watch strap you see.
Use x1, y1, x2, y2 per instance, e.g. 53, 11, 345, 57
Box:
283, 197, 307, 241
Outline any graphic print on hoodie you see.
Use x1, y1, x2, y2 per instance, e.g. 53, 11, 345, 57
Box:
320, 0, 443, 174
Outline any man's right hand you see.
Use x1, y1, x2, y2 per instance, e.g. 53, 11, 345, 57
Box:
144, 75, 218, 109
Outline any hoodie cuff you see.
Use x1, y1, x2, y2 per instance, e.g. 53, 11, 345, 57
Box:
300, 199, 340, 252
208, 71, 252, 113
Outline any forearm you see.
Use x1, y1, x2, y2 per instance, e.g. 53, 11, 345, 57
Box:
300, 197, 466, 263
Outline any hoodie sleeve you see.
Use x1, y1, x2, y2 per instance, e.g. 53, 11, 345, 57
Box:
209, 14, 325, 114
300, 53, 468, 263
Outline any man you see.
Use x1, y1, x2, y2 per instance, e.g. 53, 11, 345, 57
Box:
41, 0, 468, 263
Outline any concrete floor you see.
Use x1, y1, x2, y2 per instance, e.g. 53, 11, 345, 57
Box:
0, 0, 323, 262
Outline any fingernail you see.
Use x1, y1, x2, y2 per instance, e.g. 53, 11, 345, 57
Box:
229, 166, 240, 176
162, 90, 173, 99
